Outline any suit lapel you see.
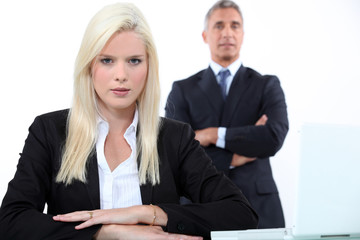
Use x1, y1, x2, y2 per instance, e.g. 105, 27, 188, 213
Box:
140, 183, 153, 204
198, 67, 224, 117
85, 153, 101, 209
136, 153, 153, 204
221, 66, 250, 125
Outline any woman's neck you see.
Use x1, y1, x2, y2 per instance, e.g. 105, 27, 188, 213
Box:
99, 104, 136, 134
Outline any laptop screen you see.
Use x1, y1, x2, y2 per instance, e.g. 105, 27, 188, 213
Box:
293, 123, 360, 238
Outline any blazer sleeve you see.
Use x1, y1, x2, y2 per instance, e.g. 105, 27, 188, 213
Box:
156, 121, 258, 238
0, 115, 99, 240
165, 81, 192, 124
225, 76, 289, 158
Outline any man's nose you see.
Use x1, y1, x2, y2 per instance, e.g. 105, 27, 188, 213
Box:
221, 25, 233, 38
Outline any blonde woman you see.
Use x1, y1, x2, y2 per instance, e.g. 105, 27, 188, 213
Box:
0, 3, 258, 240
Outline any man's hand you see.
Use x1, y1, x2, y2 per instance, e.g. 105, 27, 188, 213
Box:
195, 127, 218, 147
231, 154, 256, 167
255, 114, 268, 126
231, 114, 268, 167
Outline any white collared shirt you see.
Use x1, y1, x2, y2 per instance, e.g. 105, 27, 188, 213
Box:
96, 109, 142, 209
209, 58, 242, 149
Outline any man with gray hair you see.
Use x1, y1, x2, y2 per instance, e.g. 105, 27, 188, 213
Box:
166, 0, 288, 228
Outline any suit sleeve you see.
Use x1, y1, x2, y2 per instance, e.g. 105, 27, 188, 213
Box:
0, 116, 99, 240
165, 81, 192, 124
157, 122, 258, 238
225, 76, 289, 158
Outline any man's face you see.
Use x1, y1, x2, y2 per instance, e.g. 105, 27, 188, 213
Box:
202, 7, 244, 67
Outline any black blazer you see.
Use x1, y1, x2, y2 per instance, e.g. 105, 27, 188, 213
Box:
165, 65, 289, 228
0, 109, 258, 240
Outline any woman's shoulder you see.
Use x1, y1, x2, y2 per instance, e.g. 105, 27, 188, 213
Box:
159, 117, 194, 138
37, 109, 69, 119
32, 109, 69, 129
36, 108, 69, 120
160, 117, 189, 129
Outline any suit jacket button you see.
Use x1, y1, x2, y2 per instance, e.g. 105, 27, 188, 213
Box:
177, 223, 185, 231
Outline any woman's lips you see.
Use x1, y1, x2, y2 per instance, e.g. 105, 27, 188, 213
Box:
111, 87, 130, 96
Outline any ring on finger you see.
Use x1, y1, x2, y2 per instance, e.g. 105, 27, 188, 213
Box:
88, 211, 93, 219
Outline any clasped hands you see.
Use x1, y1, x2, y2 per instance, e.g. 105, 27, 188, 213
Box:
53, 205, 202, 240
195, 114, 268, 167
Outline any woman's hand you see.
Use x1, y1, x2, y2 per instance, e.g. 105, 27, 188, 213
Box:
53, 205, 167, 229
53, 207, 137, 229
54, 209, 202, 240
94, 225, 203, 240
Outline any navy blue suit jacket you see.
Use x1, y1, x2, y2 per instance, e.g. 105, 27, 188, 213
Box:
165, 65, 289, 228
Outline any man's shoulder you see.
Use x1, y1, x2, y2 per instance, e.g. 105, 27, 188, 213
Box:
242, 65, 278, 81
173, 69, 208, 86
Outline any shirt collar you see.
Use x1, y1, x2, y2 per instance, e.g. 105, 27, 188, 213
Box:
97, 108, 139, 136
209, 57, 242, 76
127, 108, 138, 135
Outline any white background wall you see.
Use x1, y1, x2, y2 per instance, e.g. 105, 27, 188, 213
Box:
0, 0, 359, 228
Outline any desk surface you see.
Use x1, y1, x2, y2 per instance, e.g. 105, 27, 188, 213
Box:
211, 228, 360, 240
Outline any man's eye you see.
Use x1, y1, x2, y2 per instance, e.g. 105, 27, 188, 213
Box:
101, 58, 112, 64
215, 25, 223, 30
129, 59, 141, 65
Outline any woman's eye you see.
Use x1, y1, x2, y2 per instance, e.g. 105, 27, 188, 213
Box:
129, 58, 141, 65
101, 58, 113, 64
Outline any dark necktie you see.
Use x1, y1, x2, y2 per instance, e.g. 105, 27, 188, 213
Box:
218, 69, 230, 100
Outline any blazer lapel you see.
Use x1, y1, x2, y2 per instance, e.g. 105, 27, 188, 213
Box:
198, 67, 224, 117
140, 183, 153, 205
221, 65, 250, 126
85, 153, 101, 209
136, 152, 153, 204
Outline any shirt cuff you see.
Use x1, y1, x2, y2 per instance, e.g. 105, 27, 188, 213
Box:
216, 127, 226, 148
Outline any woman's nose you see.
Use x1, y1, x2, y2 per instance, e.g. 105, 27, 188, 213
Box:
114, 63, 127, 82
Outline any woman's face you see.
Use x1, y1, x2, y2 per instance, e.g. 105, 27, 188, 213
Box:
92, 31, 148, 116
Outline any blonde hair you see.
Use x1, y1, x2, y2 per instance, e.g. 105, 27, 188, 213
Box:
56, 3, 161, 186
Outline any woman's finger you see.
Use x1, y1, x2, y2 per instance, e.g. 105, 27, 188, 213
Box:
74, 214, 106, 229
53, 210, 96, 222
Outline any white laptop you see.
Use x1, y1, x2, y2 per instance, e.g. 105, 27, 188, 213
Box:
211, 123, 360, 240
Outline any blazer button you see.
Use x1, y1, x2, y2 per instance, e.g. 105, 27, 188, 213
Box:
177, 223, 185, 231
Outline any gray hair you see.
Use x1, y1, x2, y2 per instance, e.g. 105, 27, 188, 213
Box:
204, 0, 243, 30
